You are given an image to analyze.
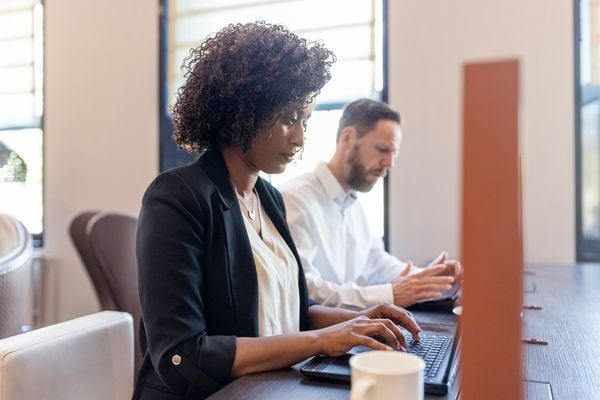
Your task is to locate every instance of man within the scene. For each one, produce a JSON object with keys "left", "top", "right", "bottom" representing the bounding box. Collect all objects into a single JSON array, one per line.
[{"left": 280, "top": 99, "right": 461, "bottom": 309}]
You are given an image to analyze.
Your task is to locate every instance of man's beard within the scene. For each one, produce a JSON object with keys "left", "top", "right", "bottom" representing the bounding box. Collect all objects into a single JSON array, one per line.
[{"left": 346, "top": 147, "right": 380, "bottom": 193}]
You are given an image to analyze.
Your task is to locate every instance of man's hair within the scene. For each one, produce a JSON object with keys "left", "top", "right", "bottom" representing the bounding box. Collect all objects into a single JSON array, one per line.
[
  {"left": 172, "top": 21, "right": 335, "bottom": 152},
  {"left": 336, "top": 98, "right": 401, "bottom": 141}
]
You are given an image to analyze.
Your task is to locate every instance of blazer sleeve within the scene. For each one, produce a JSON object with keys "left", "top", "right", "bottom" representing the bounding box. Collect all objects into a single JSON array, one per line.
[{"left": 137, "top": 171, "right": 236, "bottom": 397}]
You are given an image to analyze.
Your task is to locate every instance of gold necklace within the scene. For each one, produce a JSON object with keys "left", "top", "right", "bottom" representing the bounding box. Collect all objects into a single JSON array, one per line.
[{"left": 236, "top": 191, "right": 257, "bottom": 221}]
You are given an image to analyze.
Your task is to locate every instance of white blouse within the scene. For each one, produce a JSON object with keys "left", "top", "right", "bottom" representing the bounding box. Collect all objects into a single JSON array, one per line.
[{"left": 241, "top": 199, "right": 300, "bottom": 337}]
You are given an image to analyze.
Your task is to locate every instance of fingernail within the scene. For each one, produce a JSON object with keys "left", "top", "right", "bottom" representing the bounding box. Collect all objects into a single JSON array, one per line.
[{"left": 386, "top": 345, "right": 394, "bottom": 351}]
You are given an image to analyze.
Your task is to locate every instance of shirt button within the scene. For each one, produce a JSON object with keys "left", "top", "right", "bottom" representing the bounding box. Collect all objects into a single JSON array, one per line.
[{"left": 171, "top": 354, "right": 182, "bottom": 366}]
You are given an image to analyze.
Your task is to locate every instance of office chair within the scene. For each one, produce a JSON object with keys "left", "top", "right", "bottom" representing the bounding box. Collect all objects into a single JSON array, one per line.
[
  {"left": 0, "top": 213, "right": 33, "bottom": 339},
  {"left": 69, "top": 211, "right": 142, "bottom": 372}
]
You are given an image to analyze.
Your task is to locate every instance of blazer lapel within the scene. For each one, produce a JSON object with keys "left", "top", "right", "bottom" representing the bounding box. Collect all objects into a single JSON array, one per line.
[
  {"left": 198, "top": 150, "right": 259, "bottom": 337},
  {"left": 255, "top": 179, "right": 296, "bottom": 256}
]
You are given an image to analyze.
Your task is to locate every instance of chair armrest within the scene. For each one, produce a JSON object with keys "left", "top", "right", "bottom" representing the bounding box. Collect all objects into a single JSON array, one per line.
[{"left": 0, "top": 311, "right": 134, "bottom": 400}]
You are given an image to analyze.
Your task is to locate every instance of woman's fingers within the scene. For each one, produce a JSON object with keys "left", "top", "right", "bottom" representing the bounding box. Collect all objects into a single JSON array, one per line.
[
  {"left": 357, "top": 335, "right": 393, "bottom": 351},
  {"left": 367, "top": 304, "right": 421, "bottom": 341},
  {"left": 359, "top": 320, "right": 402, "bottom": 350},
  {"left": 353, "top": 316, "right": 414, "bottom": 349}
]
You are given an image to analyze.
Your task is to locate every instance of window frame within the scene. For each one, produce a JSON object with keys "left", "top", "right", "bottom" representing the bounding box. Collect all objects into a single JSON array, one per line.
[
  {"left": 575, "top": 0, "right": 600, "bottom": 261},
  {"left": 0, "top": 0, "right": 45, "bottom": 247},
  {"left": 158, "top": 0, "right": 391, "bottom": 249}
]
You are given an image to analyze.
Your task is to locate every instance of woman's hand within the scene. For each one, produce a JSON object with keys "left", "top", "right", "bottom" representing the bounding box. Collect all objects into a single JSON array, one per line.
[
  {"left": 314, "top": 316, "right": 402, "bottom": 357},
  {"left": 357, "top": 302, "right": 421, "bottom": 342},
  {"left": 313, "top": 303, "right": 421, "bottom": 357}
]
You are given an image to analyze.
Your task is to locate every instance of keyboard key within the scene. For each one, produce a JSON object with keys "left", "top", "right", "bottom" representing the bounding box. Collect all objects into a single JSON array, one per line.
[{"left": 403, "top": 333, "right": 453, "bottom": 379}]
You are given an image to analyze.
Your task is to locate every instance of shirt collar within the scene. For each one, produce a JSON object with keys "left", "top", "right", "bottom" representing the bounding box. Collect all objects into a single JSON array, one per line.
[{"left": 314, "top": 162, "right": 357, "bottom": 207}]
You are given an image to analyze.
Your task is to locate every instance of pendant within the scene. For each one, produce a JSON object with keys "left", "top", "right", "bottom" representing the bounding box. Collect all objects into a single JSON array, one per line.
[{"left": 248, "top": 209, "right": 256, "bottom": 221}]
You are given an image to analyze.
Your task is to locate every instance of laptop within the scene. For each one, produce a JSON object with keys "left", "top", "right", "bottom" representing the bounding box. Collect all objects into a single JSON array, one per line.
[{"left": 300, "top": 322, "right": 461, "bottom": 395}]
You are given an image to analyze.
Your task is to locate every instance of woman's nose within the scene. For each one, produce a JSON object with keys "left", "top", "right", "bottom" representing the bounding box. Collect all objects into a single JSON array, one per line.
[{"left": 292, "top": 125, "right": 305, "bottom": 147}]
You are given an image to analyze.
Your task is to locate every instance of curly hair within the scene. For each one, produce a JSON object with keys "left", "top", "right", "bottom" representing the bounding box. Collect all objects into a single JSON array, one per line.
[{"left": 171, "top": 21, "right": 336, "bottom": 152}]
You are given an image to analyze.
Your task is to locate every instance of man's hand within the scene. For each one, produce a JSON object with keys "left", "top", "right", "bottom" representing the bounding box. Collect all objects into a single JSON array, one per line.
[
  {"left": 428, "top": 251, "right": 462, "bottom": 281},
  {"left": 392, "top": 262, "right": 455, "bottom": 307}
]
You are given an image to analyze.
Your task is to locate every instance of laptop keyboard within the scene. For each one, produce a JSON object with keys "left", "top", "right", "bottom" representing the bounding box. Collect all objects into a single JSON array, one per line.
[{"left": 404, "top": 333, "right": 454, "bottom": 378}]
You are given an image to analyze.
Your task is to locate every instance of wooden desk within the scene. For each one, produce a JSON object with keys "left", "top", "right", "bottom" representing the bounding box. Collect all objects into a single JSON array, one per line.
[
  {"left": 521, "top": 264, "right": 600, "bottom": 399},
  {"left": 209, "top": 264, "right": 600, "bottom": 399}
]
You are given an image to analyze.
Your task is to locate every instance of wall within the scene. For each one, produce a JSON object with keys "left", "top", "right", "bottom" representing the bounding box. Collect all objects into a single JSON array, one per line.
[
  {"left": 44, "top": 0, "right": 159, "bottom": 322},
  {"left": 387, "top": 1, "right": 575, "bottom": 265}
]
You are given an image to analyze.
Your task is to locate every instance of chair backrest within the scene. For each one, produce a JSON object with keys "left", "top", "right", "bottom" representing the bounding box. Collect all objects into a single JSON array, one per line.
[
  {"left": 0, "top": 311, "right": 133, "bottom": 400},
  {"left": 69, "top": 211, "right": 117, "bottom": 309},
  {"left": 69, "top": 211, "right": 142, "bottom": 371},
  {"left": 0, "top": 214, "right": 32, "bottom": 339}
]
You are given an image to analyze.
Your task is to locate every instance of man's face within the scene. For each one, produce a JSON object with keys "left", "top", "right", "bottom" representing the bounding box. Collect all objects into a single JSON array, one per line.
[{"left": 343, "top": 119, "right": 402, "bottom": 192}]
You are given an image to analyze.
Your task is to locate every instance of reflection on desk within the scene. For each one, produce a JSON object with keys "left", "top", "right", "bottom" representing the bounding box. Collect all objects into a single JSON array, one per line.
[{"left": 208, "top": 264, "right": 600, "bottom": 400}]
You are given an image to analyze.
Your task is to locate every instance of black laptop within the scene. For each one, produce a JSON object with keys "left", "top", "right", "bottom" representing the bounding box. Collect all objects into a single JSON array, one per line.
[{"left": 300, "top": 322, "right": 460, "bottom": 395}]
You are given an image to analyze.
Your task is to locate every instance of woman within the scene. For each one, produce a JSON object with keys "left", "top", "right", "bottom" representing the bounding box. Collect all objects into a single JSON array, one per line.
[{"left": 133, "top": 22, "right": 421, "bottom": 399}]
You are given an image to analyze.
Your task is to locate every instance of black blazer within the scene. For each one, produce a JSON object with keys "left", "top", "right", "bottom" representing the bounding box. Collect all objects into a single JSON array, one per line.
[{"left": 133, "top": 149, "right": 314, "bottom": 399}]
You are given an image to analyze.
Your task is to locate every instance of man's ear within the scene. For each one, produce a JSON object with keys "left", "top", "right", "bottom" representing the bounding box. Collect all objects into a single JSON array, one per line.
[{"left": 339, "top": 126, "right": 358, "bottom": 149}]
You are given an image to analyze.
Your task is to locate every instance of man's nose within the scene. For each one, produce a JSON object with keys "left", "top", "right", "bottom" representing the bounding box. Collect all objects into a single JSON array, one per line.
[{"left": 381, "top": 153, "right": 393, "bottom": 168}]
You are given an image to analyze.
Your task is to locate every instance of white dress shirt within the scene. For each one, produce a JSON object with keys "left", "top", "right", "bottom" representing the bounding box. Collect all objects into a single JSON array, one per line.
[
  {"left": 241, "top": 200, "right": 300, "bottom": 336},
  {"left": 280, "top": 162, "right": 408, "bottom": 309}
]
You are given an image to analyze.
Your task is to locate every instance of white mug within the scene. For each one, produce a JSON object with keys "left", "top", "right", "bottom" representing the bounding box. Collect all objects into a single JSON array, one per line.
[{"left": 350, "top": 351, "right": 425, "bottom": 400}]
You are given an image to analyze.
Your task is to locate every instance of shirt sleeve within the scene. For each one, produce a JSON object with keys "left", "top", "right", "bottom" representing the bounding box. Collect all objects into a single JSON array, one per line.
[
  {"left": 359, "top": 235, "right": 427, "bottom": 285},
  {"left": 282, "top": 190, "right": 394, "bottom": 309},
  {"left": 137, "top": 172, "right": 236, "bottom": 397},
  {"left": 359, "top": 236, "right": 406, "bottom": 284}
]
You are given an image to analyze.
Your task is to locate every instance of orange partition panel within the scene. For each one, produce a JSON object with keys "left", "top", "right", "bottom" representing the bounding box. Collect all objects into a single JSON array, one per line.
[{"left": 460, "top": 59, "right": 523, "bottom": 400}]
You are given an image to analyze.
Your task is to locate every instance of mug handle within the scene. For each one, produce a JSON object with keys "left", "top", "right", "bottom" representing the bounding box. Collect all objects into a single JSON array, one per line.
[{"left": 351, "top": 377, "right": 375, "bottom": 400}]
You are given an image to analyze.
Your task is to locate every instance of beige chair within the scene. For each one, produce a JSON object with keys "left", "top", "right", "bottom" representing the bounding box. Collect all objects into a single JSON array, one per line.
[
  {"left": 69, "top": 211, "right": 142, "bottom": 371},
  {"left": 0, "top": 214, "right": 33, "bottom": 338},
  {"left": 0, "top": 311, "right": 133, "bottom": 400}
]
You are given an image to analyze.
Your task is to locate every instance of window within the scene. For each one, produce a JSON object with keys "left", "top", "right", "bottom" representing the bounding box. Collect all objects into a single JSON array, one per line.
[
  {"left": 161, "top": 0, "right": 387, "bottom": 237},
  {"left": 0, "top": 0, "right": 43, "bottom": 245},
  {"left": 576, "top": 0, "right": 600, "bottom": 260}
]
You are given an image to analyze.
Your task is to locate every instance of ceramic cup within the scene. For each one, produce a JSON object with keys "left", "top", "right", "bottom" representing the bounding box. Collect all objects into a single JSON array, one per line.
[{"left": 350, "top": 350, "right": 425, "bottom": 400}]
